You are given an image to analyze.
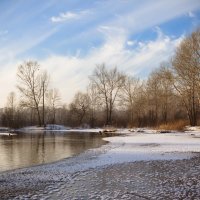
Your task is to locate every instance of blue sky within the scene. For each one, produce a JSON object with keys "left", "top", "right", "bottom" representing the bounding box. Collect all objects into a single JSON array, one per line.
[{"left": 0, "top": 0, "right": 200, "bottom": 106}]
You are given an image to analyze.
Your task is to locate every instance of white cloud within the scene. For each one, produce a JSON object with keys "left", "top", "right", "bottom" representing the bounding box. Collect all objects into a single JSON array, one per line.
[
  {"left": 51, "top": 12, "right": 79, "bottom": 23},
  {"left": 51, "top": 10, "right": 91, "bottom": 23},
  {"left": 188, "top": 11, "right": 195, "bottom": 18},
  {"left": 0, "top": 28, "right": 185, "bottom": 107},
  {"left": 0, "top": 0, "right": 199, "bottom": 107},
  {"left": 0, "top": 27, "right": 58, "bottom": 65},
  {"left": 104, "top": 0, "right": 200, "bottom": 36},
  {"left": 38, "top": 29, "right": 183, "bottom": 106},
  {"left": 127, "top": 40, "right": 136, "bottom": 46},
  {"left": 0, "top": 60, "right": 21, "bottom": 107}
]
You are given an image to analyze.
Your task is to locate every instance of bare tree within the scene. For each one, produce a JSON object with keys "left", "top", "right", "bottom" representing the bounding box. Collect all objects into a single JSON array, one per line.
[
  {"left": 56, "top": 104, "right": 69, "bottom": 126},
  {"left": 46, "top": 88, "right": 61, "bottom": 124},
  {"left": 143, "top": 64, "right": 176, "bottom": 126},
  {"left": 171, "top": 29, "right": 200, "bottom": 126},
  {"left": 146, "top": 71, "right": 161, "bottom": 125},
  {"left": 69, "top": 92, "right": 90, "bottom": 125},
  {"left": 133, "top": 84, "right": 148, "bottom": 126},
  {"left": 6, "top": 92, "right": 16, "bottom": 113},
  {"left": 90, "top": 64, "right": 125, "bottom": 125},
  {"left": 87, "top": 83, "right": 100, "bottom": 127},
  {"left": 17, "top": 61, "right": 49, "bottom": 126},
  {"left": 121, "top": 76, "right": 142, "bottom": 126},
  {"left": 3, "top": 92, "right": 17, "bottom": 128}
]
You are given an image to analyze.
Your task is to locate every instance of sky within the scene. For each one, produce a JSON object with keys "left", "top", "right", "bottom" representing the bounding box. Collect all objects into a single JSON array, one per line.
[{"left": 0, "top": 0, "right": 200, "bottom": 107}]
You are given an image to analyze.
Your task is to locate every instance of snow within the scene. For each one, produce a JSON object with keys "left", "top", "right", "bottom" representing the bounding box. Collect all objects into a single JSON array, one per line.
[
  {"left": 45, "top": 124, "right": 70, "bottom": 130},
  {"left": 65, "top": 128, "right": 103, "bottom": 133},
  {"left": 18, "top": 126, "right": 46, "bottom": 131},
  {"left": 18, "top": 125, "right": 103, "bottom": 133},
  {"left": 104, "top": 132, "right": 200, "bottom": 145},
  {"left": 185, "top": 126, "right": 200, "bottom": 132},
  {"left": 0, "top": 127, "right": 10, "bottom": 131},
  {"left": 89, "top": 131, "right": 200, "bottom": 165},
  {"left": 0, "top": 127, "right": 16, "bottom": 136},
  {"left": 0, "top": 132, "right": 16, "bottom": 136}
]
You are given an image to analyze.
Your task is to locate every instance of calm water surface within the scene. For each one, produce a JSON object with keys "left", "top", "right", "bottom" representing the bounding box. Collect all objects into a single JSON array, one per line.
[{"left": 0, "top": 131, "right": 106, "bottom": 172}]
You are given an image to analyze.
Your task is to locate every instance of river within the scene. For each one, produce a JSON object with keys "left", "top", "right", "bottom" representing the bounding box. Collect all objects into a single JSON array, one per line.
[{"left": 0, "top": 131, "right": 106, "bottom": 172}]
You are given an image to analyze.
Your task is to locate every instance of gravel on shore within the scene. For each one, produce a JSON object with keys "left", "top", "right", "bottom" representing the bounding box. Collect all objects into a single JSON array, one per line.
[{"left": 0, "top": 151, "right": 200, "bottom": 199}]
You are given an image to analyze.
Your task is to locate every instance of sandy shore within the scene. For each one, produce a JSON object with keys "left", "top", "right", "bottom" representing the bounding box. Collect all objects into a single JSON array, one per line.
[
  {"left": 1, "top": 156, "right": 200, "bottom": 199},
  {"left": 1, "top": 132, "right": 200, "bottom": 199}
]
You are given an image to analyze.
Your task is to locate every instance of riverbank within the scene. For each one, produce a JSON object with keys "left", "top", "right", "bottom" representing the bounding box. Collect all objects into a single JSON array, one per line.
[{"left": 1, "top": 130, "right": 200, "bottom": 199}]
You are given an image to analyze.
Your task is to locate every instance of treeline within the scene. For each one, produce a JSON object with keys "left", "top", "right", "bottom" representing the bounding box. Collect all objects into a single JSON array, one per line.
[{"left": 0, "top": 28, "right": 199, "bottom": 129}]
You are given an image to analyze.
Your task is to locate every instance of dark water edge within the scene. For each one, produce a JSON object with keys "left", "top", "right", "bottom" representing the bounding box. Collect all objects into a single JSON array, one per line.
[{"left": 0, "top": 131, "right": 107, "bottom": 172}]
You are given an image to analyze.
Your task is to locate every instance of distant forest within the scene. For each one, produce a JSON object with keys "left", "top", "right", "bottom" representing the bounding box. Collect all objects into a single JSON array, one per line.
[{"left": 0, "top": 28, "right": 199, "bottom": 129}]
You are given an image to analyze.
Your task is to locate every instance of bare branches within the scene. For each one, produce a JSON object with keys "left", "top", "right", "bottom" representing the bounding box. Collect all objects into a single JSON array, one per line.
[
  {"left": 69, "top": 92, "right": 90, "bottom": 125},
  {"left": 172, "top": 29, "right": 200, "bottom": 126},
  {"left": 120, "top": 76, "right": 143, "bottom": 126},
  {"left": 89, "top": 64, "right": 125, "bottom": 125},
  {"left": 45, "top": 88, "right": 61, "bottom": 124},
  {"left": 16, "top": 61, "right": 49, "bottom": 126}
]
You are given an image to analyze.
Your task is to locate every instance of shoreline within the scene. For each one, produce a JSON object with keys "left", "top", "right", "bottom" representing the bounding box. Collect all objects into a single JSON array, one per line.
[
  {"left": 1, "top": 131, "right": 200, "bottom": 199},
  {"left": 1, "top": 156, "right": 200, "bottom": 199}
]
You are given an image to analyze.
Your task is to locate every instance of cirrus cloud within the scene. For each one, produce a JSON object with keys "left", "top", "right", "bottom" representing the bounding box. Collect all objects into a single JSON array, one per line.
[
  {"left": 39, "top": 28, "right": 183, "bottom": 105},
  {"left": 51, "top": 10, "right": 92, "bottom": 23}
]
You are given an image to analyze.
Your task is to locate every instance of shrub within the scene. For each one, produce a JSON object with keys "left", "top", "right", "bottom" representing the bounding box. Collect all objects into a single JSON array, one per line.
[{"left": 157, "top": 120, "right": 188, "bottom": 131}]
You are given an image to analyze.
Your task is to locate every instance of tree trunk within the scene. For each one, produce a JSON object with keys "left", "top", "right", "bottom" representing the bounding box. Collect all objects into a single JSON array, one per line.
[
  {"left": 106, "top": 103, "right": 109, "bottom": 125},
  {"left": 109, "top": 104, "right": 112, "bottom": 125},
  {"left": 36, "top": 107, "right": 41, "bottom": 126}
]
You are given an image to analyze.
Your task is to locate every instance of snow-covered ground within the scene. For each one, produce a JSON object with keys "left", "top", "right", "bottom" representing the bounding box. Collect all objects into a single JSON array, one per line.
[
  {"left": 17, "top": 125, "right": 103, "bottom": 133},
  {"left": 18, "top": 124, "right": 70, "bottom": 132},
  {"left": 98, "top": 132, "right": 200, "bottom": 164},
  {"left": 0, "top": 127, "right": 16, "bottom": 136},
  {"left": 1, "top": 129, "right": 200, "bottom": 199},
  {"left": 0, "top": 132, "right": 16, "bottom": 136}
]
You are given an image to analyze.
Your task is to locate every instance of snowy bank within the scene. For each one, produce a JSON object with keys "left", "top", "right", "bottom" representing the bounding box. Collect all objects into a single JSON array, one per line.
[
  {"left": 0, "top": 127, "right": 16, "bottom": 136},
  {"left": 0, "top": 132, "right": 16, "bottom": 136},
  {"left": 18, "top": 124, "right": 69, "bottom": 131},
  {"left": 96, "top": 132, "right": 200, "bottom": 165},
  {"left": 17, "top": 125, "right": 103, "bottom": 133}
]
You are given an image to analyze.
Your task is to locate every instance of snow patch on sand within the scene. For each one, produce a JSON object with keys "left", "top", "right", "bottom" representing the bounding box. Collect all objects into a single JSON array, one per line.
[{"left": 94, "top": 132, "right": 200, "bottom": 165}]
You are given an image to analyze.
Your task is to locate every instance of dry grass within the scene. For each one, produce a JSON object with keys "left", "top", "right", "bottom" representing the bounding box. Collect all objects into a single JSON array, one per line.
[{"left": 157, "top": 120, "right": 188, "bottom": 131}]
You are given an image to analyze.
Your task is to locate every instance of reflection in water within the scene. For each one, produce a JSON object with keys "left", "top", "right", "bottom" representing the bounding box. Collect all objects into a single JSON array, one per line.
[{"left": 0, "top": 131, "right": 106, "bottom": 172}]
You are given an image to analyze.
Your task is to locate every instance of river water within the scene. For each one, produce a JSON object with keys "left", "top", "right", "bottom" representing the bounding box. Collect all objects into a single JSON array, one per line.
[{"left": 0, "top": 131, "right": 106, "bottom": 172}]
